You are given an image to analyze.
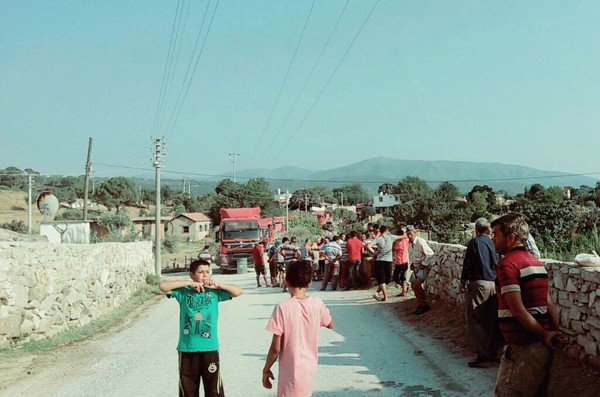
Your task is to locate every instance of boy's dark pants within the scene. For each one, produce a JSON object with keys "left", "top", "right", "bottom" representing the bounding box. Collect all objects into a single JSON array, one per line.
[{"left": 179, "top": 351, "right": 224, "bottom": 397}]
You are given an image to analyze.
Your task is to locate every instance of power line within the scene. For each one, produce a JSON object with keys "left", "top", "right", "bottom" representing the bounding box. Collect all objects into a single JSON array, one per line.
[
  {"left": 151, "top": 0, "right": 184, "bottom": 135},
  {"left": 163, "top": 0, "right": 219, "bottom": 137},
  {"left": 251, "top": 0, "right": 317, "bottom": 159},
  {"left": 274, "top": 0, "right": 380, "bottom": 159},
  {"left": 91, "top": 162, "right": 600, "bottom": 185},
  {"left": 269, "top": 0, "right": 350, "bottom": 149}
]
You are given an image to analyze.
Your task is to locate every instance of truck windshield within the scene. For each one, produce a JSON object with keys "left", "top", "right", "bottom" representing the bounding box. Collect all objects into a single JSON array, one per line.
[{"left": 222, "top": 221, "right": 260, "bottom": 240}]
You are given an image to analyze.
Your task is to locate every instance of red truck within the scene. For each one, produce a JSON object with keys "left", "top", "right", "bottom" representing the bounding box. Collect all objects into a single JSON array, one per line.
[{"left": 218, "top": 207, "right": 262, "bottom": 272}]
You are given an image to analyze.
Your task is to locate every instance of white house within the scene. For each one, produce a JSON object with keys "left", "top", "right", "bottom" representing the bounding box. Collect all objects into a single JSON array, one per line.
[
  {"left": 372, "top": 193, "right": 401, "bottom": 215},
  {"left": 170, "top": 213, "right": 213, "bottom": 242}
]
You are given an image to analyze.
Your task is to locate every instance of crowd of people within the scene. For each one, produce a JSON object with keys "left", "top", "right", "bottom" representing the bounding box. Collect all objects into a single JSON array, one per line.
[{"left": 165, "top": 214, "right": 565, "bottom": 396}]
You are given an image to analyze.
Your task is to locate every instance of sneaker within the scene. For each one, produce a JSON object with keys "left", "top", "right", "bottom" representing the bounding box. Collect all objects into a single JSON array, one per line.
[
  {"left": 414, "top": 305, "right": 431, "bottom": 315},
  {"left": 257, "top": 284, "right": 262, "bottom": 288}
]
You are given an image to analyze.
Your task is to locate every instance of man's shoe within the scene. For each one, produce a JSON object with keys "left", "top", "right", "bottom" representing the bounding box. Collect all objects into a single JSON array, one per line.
[
  {"left": 468, "top": 358, "right": 493, "bottom": 368},
  {"left": 414, "top": 305, "right": 430, "bottom": 315}
]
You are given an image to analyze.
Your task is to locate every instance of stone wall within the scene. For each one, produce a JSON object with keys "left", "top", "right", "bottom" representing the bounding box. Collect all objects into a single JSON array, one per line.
[
  {"left": 427, "top": 242, "right": 600, "bottom": 365},
  {"left": 0, "top": 241, "right": 153, "bottom": 349}
]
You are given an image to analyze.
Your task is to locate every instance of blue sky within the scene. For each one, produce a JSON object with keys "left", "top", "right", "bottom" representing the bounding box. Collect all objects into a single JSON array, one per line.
[{"left": 1, "top": 0, "right": 600, "bottom": 177}]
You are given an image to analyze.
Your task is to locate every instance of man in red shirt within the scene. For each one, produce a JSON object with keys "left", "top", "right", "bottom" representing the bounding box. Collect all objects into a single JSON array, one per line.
[
  {"left": 252, "top": 241, "right": 270, "bottom": 288},
  {"left": 345, "top": 231, "right": 364, "bottom": 290},
  {"left": 491, "top": 214, "right": 563, "bottom": 396}
]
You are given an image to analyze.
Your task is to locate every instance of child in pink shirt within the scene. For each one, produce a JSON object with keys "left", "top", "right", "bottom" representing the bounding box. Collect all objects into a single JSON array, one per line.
[{"left": 263, "top": 261, "right": 334, "bottom": 397}]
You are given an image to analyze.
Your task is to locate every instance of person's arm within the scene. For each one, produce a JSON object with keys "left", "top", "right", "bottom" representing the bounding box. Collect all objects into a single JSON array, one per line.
[
  {"left": 262, "top": 334, "right": 282, "bottom": 389},
  {"left": 420, "top": 241, "right": 435, "bottom": 268},
  {"left": 366, "top": 241, "right": 375, "bottom": 254},
  {"left": 159, "top": 280, "right": 203, "bottom": 293},
  {"left": 326, "top": 319, "right": 334, "bottom": 329},
  {"left": 504, "top": 291, "right": 559, "bottom": 350},
  {"left": 205, "top": 279, "right": 243, "bottom": 297},
  {"left": 460, "top": 241, "right": 475, "bottom": 290},
  {"left": 547, "top": 293, "right": 560, "bottom": 329}
]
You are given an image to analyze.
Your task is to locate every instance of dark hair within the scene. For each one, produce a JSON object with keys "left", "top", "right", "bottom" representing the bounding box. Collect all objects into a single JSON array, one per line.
[
  {"left": 350, "top": 231, "right": 357, "bottom": 238},
  {"left": 380, "top": 225, "right": 388, "bottom": 233},
  {"left": 374, "top": 224, "right": 380, "bottom": 229},
  {"left": 396, "top": 229, "right": 404, "bottom": 236},
  {"left": 285, "top": 261, "right": 313, "bottom": 288},
  {"left": 332, "top": 235, "right": 339, "bottom": 242},
  {"left": 367, "top": 223, "right": 373, "bottom": 227},
  {"left": 282, "top": 237, "right": 290, "bottom": 243},
  {"left": 290, "top": 237, "right": 297, "bottom": 243},
  {"left": 490, "top": 214, "right": 529, "bottom": 243},
  {"left": 203, "top": 245, "right": 210, "bottom": 250},
  {"left": 190, "top": 259, "right": 210, "bottom": 274}
]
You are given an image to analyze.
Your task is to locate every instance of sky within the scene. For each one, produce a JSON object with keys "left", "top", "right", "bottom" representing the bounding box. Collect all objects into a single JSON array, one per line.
[{"left": 2, "top": 0, "right": 600, "bottom": 178}]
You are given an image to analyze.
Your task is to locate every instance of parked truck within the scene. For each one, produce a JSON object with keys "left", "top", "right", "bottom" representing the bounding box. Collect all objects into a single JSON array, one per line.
[{"left": 217, "top": 207, "right": 262, "bottom": 272}]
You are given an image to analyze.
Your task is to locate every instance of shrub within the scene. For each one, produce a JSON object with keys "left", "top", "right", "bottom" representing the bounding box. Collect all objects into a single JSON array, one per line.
[
  {"left": 162, "top": 234, "right": 178, "bottom": 253},
  {"left": 0, "top": 220, "right": 26, "bottom": 233},
  {"left": 97, "top": 211, "right": 132, "bottom": 232},
  {"left": 55, "top": 208, "right": 83, "bottom": 221}
]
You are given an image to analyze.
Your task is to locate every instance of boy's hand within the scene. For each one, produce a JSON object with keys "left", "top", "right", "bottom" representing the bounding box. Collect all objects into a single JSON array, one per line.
[
  {"left": 190, "top": 281, "right": 205, "bottom": 293},
  {"left": 262, "top": 368, "right": 274, "bottom": 389},
  {"left": 205, "top": 279, "right": 220, "bottom": 289}
]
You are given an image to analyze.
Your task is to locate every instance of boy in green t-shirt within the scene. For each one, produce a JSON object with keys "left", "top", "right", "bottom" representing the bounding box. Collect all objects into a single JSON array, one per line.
[{"left": 159, "top": 259, "right": 243, "bottom": 397}]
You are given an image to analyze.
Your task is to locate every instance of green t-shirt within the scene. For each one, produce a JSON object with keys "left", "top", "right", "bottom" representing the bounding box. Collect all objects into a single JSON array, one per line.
[{"left": 168, "top": 286, "right": 231, "bottom": 352}]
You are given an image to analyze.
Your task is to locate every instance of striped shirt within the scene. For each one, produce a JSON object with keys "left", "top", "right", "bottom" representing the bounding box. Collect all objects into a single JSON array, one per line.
[
  {"left": 339, "top": 241, "right": 349, "bottom": 261},
  {"left": 497, "top": 246, "right": 552, "bottom": 345},
  {"left": 280, "top": 244, "right": 300, "bottom": 264}
]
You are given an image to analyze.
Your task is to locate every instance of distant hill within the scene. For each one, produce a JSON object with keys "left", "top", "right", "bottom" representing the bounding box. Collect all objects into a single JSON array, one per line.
[{"left": 226, "top": 157, "right": 599, "bottom": 195}]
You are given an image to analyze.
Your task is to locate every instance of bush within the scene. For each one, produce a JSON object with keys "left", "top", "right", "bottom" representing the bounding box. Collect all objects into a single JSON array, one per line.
[
  {"left": 162, "top": 234, "right": 178, "bottom": 253},
  {"left": 97, "top": 211, "right": 132, "bottom": 232},
  {"left": 0, "top": 220, "right": 26, "bottom": 233},
  {"left": 288, "top": 212, "right": 323, "bottom": 236},
  {"left": 55, "top": 208, "right": 83, "bottom": 221},
  {"left": 285, "top": 226, "right": 315, "bottom": 244}
]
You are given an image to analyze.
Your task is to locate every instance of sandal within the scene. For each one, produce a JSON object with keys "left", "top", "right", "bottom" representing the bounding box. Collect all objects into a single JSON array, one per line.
[{"left": 372, "top": 294, "right": 383, "bottom": 302}]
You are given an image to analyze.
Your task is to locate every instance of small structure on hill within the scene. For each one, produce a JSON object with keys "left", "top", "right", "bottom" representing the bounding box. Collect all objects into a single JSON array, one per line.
[{"left": 170, "top": 213, "right": 213, "bottom": 242}]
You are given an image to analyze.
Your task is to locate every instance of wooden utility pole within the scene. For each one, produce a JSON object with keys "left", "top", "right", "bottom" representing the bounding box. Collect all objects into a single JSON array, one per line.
[
  {"left": 27, "top": 174, "right": 34, "bottom": 234},
  {"left": 229, "top": 153, "right": 239, "bottom": 182},
  {"left": 153, "top": 138, "right": 165, "bottom": 276},
  {"left": 83, "top": 137, "right": 93, "bottom": 222}
]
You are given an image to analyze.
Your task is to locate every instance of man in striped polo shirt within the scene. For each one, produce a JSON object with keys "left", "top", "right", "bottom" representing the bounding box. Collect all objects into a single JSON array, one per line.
[
  {"left": 491, "top": 214, "right": 562, "bottom": 396},
  {"left": 278, "top": 237, "right": 301, "bottom": 293}
]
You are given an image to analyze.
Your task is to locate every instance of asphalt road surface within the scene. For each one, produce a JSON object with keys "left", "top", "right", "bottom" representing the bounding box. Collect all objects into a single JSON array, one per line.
[{"left": 2, "top": 272, "right": 497, "bottom": 396}]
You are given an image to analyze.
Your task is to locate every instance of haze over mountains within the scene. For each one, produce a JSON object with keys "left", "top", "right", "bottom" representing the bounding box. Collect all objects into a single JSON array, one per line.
[
  {"left": 227, "top": 157, "right": 599, "bottom": 195},
  {"left": 128, "top": 157, "right": 598, "bottom": 196}
]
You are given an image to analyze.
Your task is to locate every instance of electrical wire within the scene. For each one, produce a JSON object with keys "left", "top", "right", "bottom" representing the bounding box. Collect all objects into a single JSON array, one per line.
[
  {"left": 151, "top": 0, "right": 184, "bottom": 136},
  {"left": 91, "top": 162, "right": 600, "bottom": 185},
  {"left": 163, "top": 0, "right": 220, "bottom": 137},
  {"left": 273, "top": 0, "right": 380, "bottom": 159},
  {"left": 269, "top": 0, "right": 350, "bottom": 148},
  {"left": 251, "top": 0, "right": 317, "bottom": 159}
]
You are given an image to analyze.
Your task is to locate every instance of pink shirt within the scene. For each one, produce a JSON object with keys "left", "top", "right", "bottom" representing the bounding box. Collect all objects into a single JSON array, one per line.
[
  {"left": 266, "top": 296, "right": 332, "bottom": 397},
  {"left": 393, "top": 238, "right": 409, "bottom": 264}
]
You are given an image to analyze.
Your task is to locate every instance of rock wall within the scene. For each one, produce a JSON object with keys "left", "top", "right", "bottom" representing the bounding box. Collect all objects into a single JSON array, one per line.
[
  {"left": 0, "top": 241, "right": 153, "bottom": 349},
  {"left": 426, "top": 242, "right": 600, "bottom": 365}
]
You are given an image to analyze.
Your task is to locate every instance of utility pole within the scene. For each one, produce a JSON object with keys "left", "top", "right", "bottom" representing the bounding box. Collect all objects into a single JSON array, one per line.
[
  {"left": 83, "top": 137, "right": 93, "bottom": 222},
  {"left": 152, "top": 137, "right": 165, "bottom": 276},
  {"left": 285, "top": 190, "right": 290, "bottom": 231},
  {"left": 229, "top": 153, "right": 239, "bottom": 182},
  {"left": 305, "top": 193, "right": 308, "bottom": 212},
  {"left": 91, "top": 171, "right": 95, "bottom": 195},
  {"left": 27, "top": 174, "right": 34, "bottom": 234},
  {"left": 340, "top": 192, "right": 344, "bottom": 207}
]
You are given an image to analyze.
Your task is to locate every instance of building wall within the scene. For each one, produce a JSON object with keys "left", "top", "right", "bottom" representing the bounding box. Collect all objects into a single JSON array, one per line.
[
  {"left": 426, "top": 241, "right": 600, "bottom": 366},
  {"left": 0, "top": 241, "right": 153, "bottom": 348},
  {"left": 40, "top": 222, "right": 90, "bottom": 244}
]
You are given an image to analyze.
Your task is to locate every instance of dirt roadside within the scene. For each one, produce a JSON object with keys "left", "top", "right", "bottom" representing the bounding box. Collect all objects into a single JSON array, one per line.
[{"left": 392, "top": 293, "right": 600, "bottom": 397}]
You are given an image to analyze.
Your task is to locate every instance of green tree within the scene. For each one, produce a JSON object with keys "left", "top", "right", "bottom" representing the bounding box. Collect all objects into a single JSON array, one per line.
[
  {"left": 332, "top": 184, "right": 369, "bottom": 205},
  {"left": 173, "top": 204, "right": 186, "bottom": 218},
  {"left": 288, "top": 211, "right": 323, "bottom": 236},
  {"left": 97, "top": 210, "right": 132, "bottom": 232},
  {"left": 55, "top": 208, "right": 83, "bottom": 220},
  {"left": 94, "top": 177, "right": 139, "bottom": 212}
]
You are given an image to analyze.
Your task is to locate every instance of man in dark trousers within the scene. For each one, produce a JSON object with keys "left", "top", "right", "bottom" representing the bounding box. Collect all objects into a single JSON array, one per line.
[{"left": 460, "top": 217, "right": 500, "bottom": 367}]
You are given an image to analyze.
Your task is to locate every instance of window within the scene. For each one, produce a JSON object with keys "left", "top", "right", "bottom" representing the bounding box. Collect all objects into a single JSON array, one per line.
[
  {"left": 183, "top": 226, "right": 189, "bottom": 234},
  {"left": 379, "top": 197, "right": 383, "bottom": 202}
]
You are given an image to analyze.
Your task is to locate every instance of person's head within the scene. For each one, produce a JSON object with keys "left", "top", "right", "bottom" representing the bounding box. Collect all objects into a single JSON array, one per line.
[
  {"left": 367, "top": 223, "right": 373, "bottom": 231},
  {"left": 332, "top": 235, "right": 339, "bottom": 242},
  {"left": 380, "top": 225, "right": 388, "bottom": 234},
  {"left": 406, "top": 225, "right": 417, "bottom": 242},
  {"left": 203, "top": 245, "right": 210, "bottom": 250},
  {"left": 361, "top": 233, "right": 366, "bottom": 241},
  {"left": 350, "top": 230, "right": 357, "bottom": 239},
  {"left": 304, "top": 238, "right": 311, "bottom": 245},
  {"left": 396, "top": 228, "right": 405, "bottom": 236},
  {"left": 189, "top": 260, "right": 211, "bottom": 283},
  {"left": 285, "top": 261, "right": 313, "bottom": 290},
  {"left": 260, "top": 240, "right": 267, "bottom": 246},
  {"left": 340, "top": 233, "right": 346, "bottom": 241},
  {"left": 282, "top": 237, "right": 290, "bottom": 244},
  {"left": 316, "top": 237, "right": 322, "bottom": 244},
  {"left": 474, "top": 218, "right": 491, "bottom": 236},
  {"left": 490, "top": 214, "right": 529, "bottom": 255},
  {"left": 290, "top": 236, "right": 298, "bottom": 244},
  {"left": 324, "top": 236, "right": 330, "bottom": 243},
  {"left": 374, "top": 224, "right": 380, "bottom": 230},
  {"left": 369, "top": 231, "right": 376, "bottom": 239}
]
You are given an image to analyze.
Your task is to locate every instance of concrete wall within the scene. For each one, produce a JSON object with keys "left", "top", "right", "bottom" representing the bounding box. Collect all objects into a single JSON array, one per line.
[
  {"left": 0, "top": 241, "right": 153, "bottom": 348},
  {"left": 427, "top": 242, "right": 600, "bottom": 366},
  {"left": 40, "top": 222, "right": 90, "bottom": 244}
]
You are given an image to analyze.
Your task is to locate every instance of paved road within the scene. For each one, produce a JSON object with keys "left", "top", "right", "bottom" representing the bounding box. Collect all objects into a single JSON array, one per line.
[{"left": 2, "top": 272, "right": 497, "bottom": 396}]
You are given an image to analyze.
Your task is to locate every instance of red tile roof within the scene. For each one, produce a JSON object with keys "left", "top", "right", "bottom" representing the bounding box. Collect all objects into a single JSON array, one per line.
[{"left": 179, "top": 213, "right": 212, "bottom": 223}]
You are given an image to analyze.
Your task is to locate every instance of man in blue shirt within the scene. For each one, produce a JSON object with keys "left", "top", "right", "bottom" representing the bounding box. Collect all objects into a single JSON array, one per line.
[{"left": 460, "top": 217, "right": 500, "bottom": 368}]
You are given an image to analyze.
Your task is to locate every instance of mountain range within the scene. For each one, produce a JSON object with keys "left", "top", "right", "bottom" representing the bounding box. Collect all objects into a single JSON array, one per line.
[{"left": 225, "top": 157, "right": 598, "bottom": 195}]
